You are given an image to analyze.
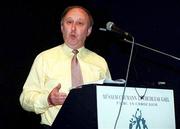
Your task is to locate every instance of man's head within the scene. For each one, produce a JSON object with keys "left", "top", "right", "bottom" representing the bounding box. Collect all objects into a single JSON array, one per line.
[{"left": 60, "top": 6, "right": 94, "bottom": 49}]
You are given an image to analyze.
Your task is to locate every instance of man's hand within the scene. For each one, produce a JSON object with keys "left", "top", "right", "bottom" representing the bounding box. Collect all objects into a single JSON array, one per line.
[{"left": 48, "top": 83, "right": 67, "bottom": 106}]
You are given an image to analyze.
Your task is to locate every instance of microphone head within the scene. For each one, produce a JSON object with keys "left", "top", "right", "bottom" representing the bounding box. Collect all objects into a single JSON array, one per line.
[
  {"left": 105, "top": 21, "right": 133, "bottom": 39},
  {"left": 106, "top": 21, "right": 114, "bottom": 31}
]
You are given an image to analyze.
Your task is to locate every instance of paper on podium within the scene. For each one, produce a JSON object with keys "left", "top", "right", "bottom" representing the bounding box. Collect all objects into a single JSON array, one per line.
[
  {"left": 70, "top": 79, "right": 125, "bottom": 90},
  {"left": 85, "top": 78, "right": 126, "bottom": 85}
]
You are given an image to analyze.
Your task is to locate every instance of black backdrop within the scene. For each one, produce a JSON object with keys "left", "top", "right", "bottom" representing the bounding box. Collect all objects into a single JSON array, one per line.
[{"left": 1, "top": 0, "right": 180, "bottom": 129}]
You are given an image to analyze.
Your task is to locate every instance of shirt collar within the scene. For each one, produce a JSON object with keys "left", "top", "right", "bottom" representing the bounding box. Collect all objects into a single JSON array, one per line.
[{"left": 62, "top": 43, "right": 85, "bottom": 56}]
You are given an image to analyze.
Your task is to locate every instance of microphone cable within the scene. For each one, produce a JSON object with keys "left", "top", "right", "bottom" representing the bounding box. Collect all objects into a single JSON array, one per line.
[{"left": 113, "top": 36, "right": 135, "bottom": 129}]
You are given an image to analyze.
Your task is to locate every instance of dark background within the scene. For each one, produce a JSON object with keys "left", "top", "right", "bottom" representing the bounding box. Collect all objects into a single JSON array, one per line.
[{"left": 1, "top": 0, "right": 179, "bottom": 129}]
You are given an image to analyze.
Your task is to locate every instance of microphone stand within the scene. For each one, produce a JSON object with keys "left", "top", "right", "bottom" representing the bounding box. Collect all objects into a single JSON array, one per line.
[
  {"left": 99, "top": 27, "right": 180, "bottom": 61},
  {"left": 99, "top": 28, "right": 180, "bottom": 61},
  {"left": 113, "top": 36, "right": 180, "bottom": 129},
  {"left": 124, "top": 38, "right": 180, "bottom": 61},
  {"left": 100, "top": 27, "right": 180, "bottom": 128}
]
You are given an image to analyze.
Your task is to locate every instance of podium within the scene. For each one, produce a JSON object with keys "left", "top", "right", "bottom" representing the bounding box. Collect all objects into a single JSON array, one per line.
[
  {"left": 51, "top": 84, "right": 176, "bottom": 129},
  {"left": 51, "top": 84, "right": 98, "bottom": 129}
]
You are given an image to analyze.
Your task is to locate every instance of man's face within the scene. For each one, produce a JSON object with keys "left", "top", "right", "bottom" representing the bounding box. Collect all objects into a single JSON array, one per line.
[{"left": 61, "top": 8, "right": 92, "bottom": 49}]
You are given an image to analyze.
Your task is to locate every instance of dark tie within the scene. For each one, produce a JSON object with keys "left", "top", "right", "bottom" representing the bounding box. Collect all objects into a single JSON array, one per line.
[{"left": 71, "top": 49, "right": 83, "bottom": 87}]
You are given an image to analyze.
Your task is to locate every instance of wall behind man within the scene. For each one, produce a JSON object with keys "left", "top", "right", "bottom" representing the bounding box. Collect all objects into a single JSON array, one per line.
[{"left": 1, "top": 0, "right": 179, "bottom": 128}]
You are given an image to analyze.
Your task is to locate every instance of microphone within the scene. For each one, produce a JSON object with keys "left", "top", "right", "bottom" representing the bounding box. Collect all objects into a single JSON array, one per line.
[
  {"left": 106, "top": 21, "right": 133, "bottom": 39},
  {"left": 100, "top": 21, "right": 180, "bottom": 61}
]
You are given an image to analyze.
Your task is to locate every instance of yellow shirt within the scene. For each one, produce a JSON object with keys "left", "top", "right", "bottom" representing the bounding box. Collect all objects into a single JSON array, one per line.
[{"left": 19, "top": 43, "right": 111, "bottom": 126}]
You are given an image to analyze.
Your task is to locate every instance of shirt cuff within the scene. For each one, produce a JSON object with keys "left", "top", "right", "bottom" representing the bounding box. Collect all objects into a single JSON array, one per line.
[{"left": 34, "top": 93, "right": 50, "bottom": 114}]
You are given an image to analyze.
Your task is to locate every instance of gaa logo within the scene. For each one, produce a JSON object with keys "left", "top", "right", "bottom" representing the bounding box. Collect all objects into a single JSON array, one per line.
[{"left": 129, "top": 108, "right": 148, "bottom": 129}]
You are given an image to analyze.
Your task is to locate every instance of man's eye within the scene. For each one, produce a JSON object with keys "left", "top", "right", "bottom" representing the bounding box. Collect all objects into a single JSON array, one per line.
[
  {"left": 66, "top": 21, "right": 72, "bottom": 24},
  {"left": 77, "top": 22, "right": 83, "bottom": 25}
]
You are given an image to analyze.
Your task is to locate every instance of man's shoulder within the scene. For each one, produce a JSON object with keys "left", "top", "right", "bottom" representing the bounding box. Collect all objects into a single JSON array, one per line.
[
  {"left": 39, "top": 44, "right": 62, "bottom": 56},
  {"left": 34, "top": 44, "right": 63, "bottom": 61},
  {"left": 84, "top": 48, "right": 106, "bottom": 61},
  {"left": 43, "top": 44, "right": 62, "bottom": 53}
]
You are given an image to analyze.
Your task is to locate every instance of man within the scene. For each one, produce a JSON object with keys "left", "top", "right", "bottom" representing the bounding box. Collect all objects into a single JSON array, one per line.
[{"left": 19, "top": 5, "right": 111, "bottom": 128}]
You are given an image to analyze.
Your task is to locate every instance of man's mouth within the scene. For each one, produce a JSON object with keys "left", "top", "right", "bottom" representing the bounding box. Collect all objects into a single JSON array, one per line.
[{"left": 70, "top": 34, "right": 76, "bottom": 39}]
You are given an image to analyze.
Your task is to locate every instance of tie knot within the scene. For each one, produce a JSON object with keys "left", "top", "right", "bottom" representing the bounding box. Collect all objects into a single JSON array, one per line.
[{"left": 72, "top": 49, "right": 79, "bottom": 55}]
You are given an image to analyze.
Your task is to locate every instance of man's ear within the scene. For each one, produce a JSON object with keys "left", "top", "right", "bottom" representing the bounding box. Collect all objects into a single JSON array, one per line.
[
  {"left": 60, "top": 22, "right": 64, "bottom": 33},
  {"left": 61, "top": 26, "right": 63, "bottom": 33},
  {"left": 87, "top": 27, "right": 92, "bottom": 37}
]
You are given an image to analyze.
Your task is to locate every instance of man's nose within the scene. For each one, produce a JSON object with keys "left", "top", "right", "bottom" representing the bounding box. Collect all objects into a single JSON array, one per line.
[{"left": 71, "top": 23, "right": 76, "bottom": 31}]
